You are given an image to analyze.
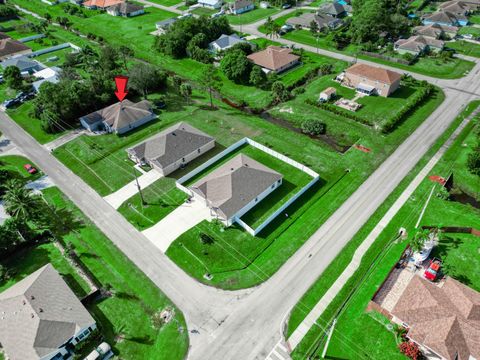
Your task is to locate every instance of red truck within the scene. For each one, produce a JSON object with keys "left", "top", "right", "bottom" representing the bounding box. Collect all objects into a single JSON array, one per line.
[{"left": 424, "top": 258, "right": 442, "bottom": 281}]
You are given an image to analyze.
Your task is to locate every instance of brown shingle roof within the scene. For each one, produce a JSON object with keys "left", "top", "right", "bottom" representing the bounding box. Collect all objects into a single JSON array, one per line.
[
  {"left": 0, "top": 38, "right": 31, "bottom": 58},
  {"left": 247, "top": 46, "right": 299, "bottom": 71},
  {"left": 413, "top": 24, "right": 459, "bottom": 38},
  {"left": 391, "top": 276, "right": 480, "bottom": 360},
  {"left": 345, "top": 63, "right": 402, "bottom": 85},
  {"left": 395, "top": 35, "right": 444, "bottom": 52}
]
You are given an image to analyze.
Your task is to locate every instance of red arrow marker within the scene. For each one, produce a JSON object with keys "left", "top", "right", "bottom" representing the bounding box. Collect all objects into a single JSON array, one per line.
[{"left": 114, "top": 75, "right": 129, "bottom": 102}]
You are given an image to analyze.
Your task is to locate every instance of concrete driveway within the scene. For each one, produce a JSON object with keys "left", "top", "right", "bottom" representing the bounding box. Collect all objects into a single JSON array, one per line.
[
  {"left": 142, "top": 198, "right": 212, "bottom": 252},
  {"left": 104, "top": 170, "right": 163, "bottom": 209}
]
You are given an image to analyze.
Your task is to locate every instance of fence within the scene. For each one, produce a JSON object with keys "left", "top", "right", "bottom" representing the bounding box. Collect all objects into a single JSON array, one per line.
[
  {"left": 18, "top": 34, "right": 46, "bottom": 43},
  {"left": 360, "top": 51, "right": 412, "bottom": 65},
  {"left": 422, "top": 226, "right": 480, "bottom": 237},
  {"left": 176, "top": 137, "right": 320, "bottom": 236},
  {"left": 28, "top": 43, "right": 71, "bottom": 58}
]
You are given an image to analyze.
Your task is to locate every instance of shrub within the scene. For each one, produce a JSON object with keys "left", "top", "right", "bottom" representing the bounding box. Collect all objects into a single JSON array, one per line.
[
  {"left": 398, "top": 341, "right": 421, "bottom": 360},
  {"left": 200, "top": 233, "right": 214, "bottom": 245},
  {"left": 301, "top": 119, "right": 326, "bottom": 135},
  {"left": 467, "top": 144, "right": 480, "bottom": 176}
]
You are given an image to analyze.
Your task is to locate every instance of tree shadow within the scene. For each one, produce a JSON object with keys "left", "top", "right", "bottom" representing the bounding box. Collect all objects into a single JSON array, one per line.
[{"left": 114, "top": 291, "right": 140, "bottom": 301}]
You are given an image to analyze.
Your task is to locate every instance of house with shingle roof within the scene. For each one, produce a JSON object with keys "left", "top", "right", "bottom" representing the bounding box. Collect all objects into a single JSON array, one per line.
[
  {"left": 318, "top": 1, "right": 348, "bottom": 17},
  {"left": 394, "top": 35, "right": 445, "bottom": 56},
  {"left": 190, "top": 154, "right": 283, "bottom": 226},
  {"left": 208, "top": 34, "right": 250, "bottom": 54},
  {"left": 0, "top": 38, "right": 31, "bottom": 60},
  {"left": 413, "top": 23, "right": 459, "bottom": 39},
  {"left": 286, "top": 12, "right": 343, "bottom": 30},
  {"left": 127, "top": 122, "right": 215, "bottom": 176},
  {"left": 106, "top": 1, "right": 145, "bottom": 17},
  {"left": 1, "top": 55, "right": 44, "bottom": 73},
  {"left": 340, "top": 63, "right": 402, "bottom": 97},
  {"left": 390, "top": 276, "right": 480, "bottom": 360},
  {"left": 229, "top": 0, "right": 254, "bottom": 14},
  {"left": 198, "top": 0, "right": 223, "bottom": 9},
  {"left": 80, "top": 99, "right": 156, "bottom": 135},
  {"left": 438, "top": 0, "right": 478, "bottom": 14},
  {"left": 82, "top": 0, "right": 124, "bottom": 10},
  {"left": 422, "top": 10, "right": 468, "bottom": 26},
  {"left": 247, "top": 46, "right": 300, "bottom": 73},
  {"left": 0, "top": 264, "right": 96, "bottom": 360}
]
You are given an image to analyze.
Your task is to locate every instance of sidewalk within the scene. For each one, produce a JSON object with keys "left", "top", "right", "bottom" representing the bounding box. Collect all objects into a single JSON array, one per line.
[
  {"left": 104, "top": 170, "right": 163, "bottom": 209},
  {"left": 44, "top": 129, "right": 85, "bottom": 151},
  {"left": 286, "top": 106, "right": 480, "bottom": 350}
]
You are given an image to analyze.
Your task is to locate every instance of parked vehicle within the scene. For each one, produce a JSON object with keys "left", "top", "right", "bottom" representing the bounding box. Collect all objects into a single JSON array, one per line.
[
  {"left": 84, "top": 342, "right": 113, "bottom": 360},
  {"left": 23, "top": 164, "right": 37, "bottom": 174},
  {"left": 2, "top": 98, "right": 20, "bottom": 109},
  {"left": 424, "top": 258, "right": 442, "bottom": 281},
  {"left": 282, "top": 3, "right": 292, "bottom": 8}
]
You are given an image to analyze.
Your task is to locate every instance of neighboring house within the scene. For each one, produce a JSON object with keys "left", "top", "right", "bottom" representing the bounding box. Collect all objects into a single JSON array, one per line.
[
  {"left": 318, "top": 1, "right": 347, "bottom": 17},
  {"left": 319, "top": 87, "right": 336, "bottom": 102},
  {"left": 198, "top": 0, "right": 223, "bottom": 9},
  {"left": 0, "top": 56, "right": 44, "bottom": 73},
  {"left": 413, "top": 23, "right": 459, "bottom": 39},
  {"left": 0, "top": 38, "right": 31, "bottom": 61},
  {"left": 208, "top": 34, "right": 249, "bottom": 53},
  {"left": 32, "top": 66, "right": 62, "bottom": 92},
  {"left": 422, "top": 10, "right": 468, "bottom": 26},
  {"left": 0, "top": 264, "right": 97, "bottom": 360},
  {"left": 190, "top": 154, "right": 283, "bottom": 226},
  {"left": 70, "top": 0, "right": 84, "bottom": 4},
  {"left": 438, "top": 0, "right": 477, "bottom": 14},
  {"left": 341, "top": 63, "right": 402, "bottom": 97},
  {"left": 389, "top": 276, "right": 480, "bottom": 360},
  {"left": 247, "top": 46, "right": 300, "bottom": 73},
  {"left": 80, "top": 99, "right": 156, "bottom": 135},
  {"left": 155, "top": 17, "right": 177, "bottom": 34},
  {"left": 127, "top": 122, "right": 215, "bottom": 176},
  {"left": 394, "top": 35, "right": 444, "bottom": 56},
  {"left": 0, "top": 32, "right": 10, "bottom": 40},
  {"left": 229, "top": 0, "right": 254, "bottom": 14},
  {"left": 106, "top": 2, "right": 145, "bottom": 16},
  {"left": 259, "top": 1, "right": 269, "bottom": 8},
  {"left": 82, "top": 0, "right": 124, "bottom": 10},
  {"left": 286, "top": 12, "right": 343, "bottom": 30}
]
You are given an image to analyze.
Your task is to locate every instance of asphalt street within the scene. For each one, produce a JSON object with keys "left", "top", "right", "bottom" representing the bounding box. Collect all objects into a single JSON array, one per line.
[{"left": 0, "top": 13, "right": 479, "bottom": 360}]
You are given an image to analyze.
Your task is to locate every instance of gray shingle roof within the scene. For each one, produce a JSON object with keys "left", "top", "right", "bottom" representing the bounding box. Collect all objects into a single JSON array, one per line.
[
  {"left": 1, "top": 56, "right": 43, "bottom": 72},
  {"left": 318, "top": 1, "right": 346, "bottom": 16},
  {"left": 108, "top": 2, "right": 144, "bottom": 14},
  {"left": 230, "top": 0, "right": 253, "bottom": 11},
  {"left": 128, "top": 122, "right": 215, "bottom": 169},
  {"left": 209, "top": 34, "right": 246, "bottom": 50},
  {"left": 0, "top": 264, "right": 95, "bottom": 360},
  {"left": 190, "top": 154, "right": 282, "bottom": 220}
]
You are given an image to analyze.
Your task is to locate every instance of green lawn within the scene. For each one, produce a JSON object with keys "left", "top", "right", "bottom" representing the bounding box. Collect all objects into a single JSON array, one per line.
[
  {"left": 0, "top": 155, "right": 42, "bottom": 181},
  {"left": 448, "top": 40, "right": 480, "bottom": 58},
  {"left": 34, "top": 46, "right": 76, "bottom": 66},
  {"left": 117, "top": 177, "right": 188, "bottom": 231},
  {"left": 227, "top": 7, "right": 281, "bottom": 25},
  {"left": 40, "top": 187, "right": 189, "bottom": 360},
  {"left": 288, "top": 101, "right": 480, "bottom": 359},
  {"left": 147, "top": 0, "right": 183, "bottom": 6},
  {"left": 459, "top": 26, "right": 480, "bottom": 37},
  {"left": 469, "top": 14, "right": 480, "bottom": 24}
]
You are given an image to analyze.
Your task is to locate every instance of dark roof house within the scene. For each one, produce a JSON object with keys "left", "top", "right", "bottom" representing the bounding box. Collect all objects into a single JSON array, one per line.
[
  {"left": 318, "top": 1, "right": 347, "bottom": 17},
  {"left": 1, "top": 56, "right": 44, "bottom": 73},
  {"left": 0, "top": 38, "right": 31, "bottom": 60},
  {"left": 286, "top": 12, "right": 343, "bottom": 30},
  {"left": 208, "top": 34, "right": 249, "bottom": 53},
  {"left": 106, "top": 1, "right": 145, "bottom": 17},
  {"left": 0, "top": 264, "right": 96, "bottom": 360}
]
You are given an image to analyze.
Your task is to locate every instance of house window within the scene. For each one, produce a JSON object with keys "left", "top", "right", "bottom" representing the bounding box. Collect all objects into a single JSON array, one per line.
[
  {"left": 182, "top": 157, "right": 185, "bottom": 162},
  {"left": 198, "top": 148, "right": 201, "bottom": 153},
  {"left": 255, "top": 197, "right": 258, "bottom": 202},
  {"left": 277, "top": 180, "right": 281, "bottom": 184},
  {"left": 271, "top": 184, "right": 275, "bottom": 189}
]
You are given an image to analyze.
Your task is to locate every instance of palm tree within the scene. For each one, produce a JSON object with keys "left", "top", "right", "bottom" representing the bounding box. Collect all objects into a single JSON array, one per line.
[{"left": 3, "top": 179, "right": 43, "bottom": 221}]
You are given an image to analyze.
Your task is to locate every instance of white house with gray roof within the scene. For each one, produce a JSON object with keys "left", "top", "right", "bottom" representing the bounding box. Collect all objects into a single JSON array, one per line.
[
  {"left": 208, "top": 34, "right": 249, "bottom": 54},
  {"left": 190, "top": 154, "right": 283, "bottom": 226},
  {"left": 127, "top": 122, "right": 215, "bottom": 176},
  {"left": 0, "top": 264, "right": 96, "bottom": 360}
]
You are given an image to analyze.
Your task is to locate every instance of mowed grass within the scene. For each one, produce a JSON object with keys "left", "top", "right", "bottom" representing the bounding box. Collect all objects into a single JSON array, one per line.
[
  {"left": 227, "top": 7, "right": 281, "bottom": 25},
  {"left": 117, "top": 177, "right": 188, "bottom": 231},
  {"left": 41, "top": 187, "right": 189, "bottom": 360},
  {"left": 288, "top": 102, "right": 480, "bottom": 359},
  {"left": 448, "top": 40, "right": 480, "bottom": 58},
  {"left": 0, "top": 155, "right": 42, "bottom": 180},
  {"left": 147, "top": 0, "right": 182, "bottom": 6}
]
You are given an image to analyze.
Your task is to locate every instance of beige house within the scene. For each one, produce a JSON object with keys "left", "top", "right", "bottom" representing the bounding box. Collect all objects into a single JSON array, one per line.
[
  {"left": 341, "top": 63, "right": 402, "bottom": 97},
  {"left": 127, "top": 122, "right": 215, "bottom": 176},
  {"left": 247, "top": 46, "right": 300, "bottom": 73},
  {"left": 319, "top": 87, "right": 336, "bottom": 102},
  {"left": 413, "top": 23, "right": 459, "bottom": 39},
  {"left": 395, "top": 35, "right": 445, "bottom": 56}
]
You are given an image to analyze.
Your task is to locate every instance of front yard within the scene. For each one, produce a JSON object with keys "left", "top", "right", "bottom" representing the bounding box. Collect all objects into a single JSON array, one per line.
[{"left": 227, "top": 7, "right": 281, "bottom": 25}]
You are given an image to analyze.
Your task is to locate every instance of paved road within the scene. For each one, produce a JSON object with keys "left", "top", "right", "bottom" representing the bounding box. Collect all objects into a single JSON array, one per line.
[{"left": 1, "top": 10, "right": 480, "bottom": 360}]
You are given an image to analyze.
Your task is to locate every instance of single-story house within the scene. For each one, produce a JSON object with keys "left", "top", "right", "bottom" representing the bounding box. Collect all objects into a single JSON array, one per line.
[
  {"left": 190, "top": 154, "right": 283, "bottom": 226},
  {"left": 106, "top": 2, "right": 145, "bottom": 16},
  {"left": 319, "top": 87, "right": 336, "bottom": 102},
  {"left": 1, "top": 56, "right": 44, "bottom": 73},
  {"left": 127, "top": 122, "right": 215, "bottom": 176},
  {"left": 389, "top": 276, "right": 480, "bottom": 360},
  {"left": 229, "top": 0, "right": 254, "bottom": 14},
  {"left": 422, "top": 10, "right": 468, "bottom": 27},
  {"left": 0, "top": 264, "right": 97, "bottom": 360},
  {"left": 341, "top": 63, "right": 402, "bottom": 97},
  {"left": 155, "top": 17, "right": 177, "bottom": 34},
  {"left": 0, "top": 32, "right": 10, "bottom": 40},
  {"left": 82, "top": 0, "right": 124, "bottom": 10},
  {"left": 413, "top": 23, "right": 459, "bottom": 39},
  {"left": 0, "top": 38, "right": 32, "bottom": 61},
  {"left": 247, "top": 45, "right": 300, "bottom": 73},
  {"left": 208, "top": 34, "right": 249, "bottom": 54},
  {"left": 286, "top": 12, "right": 343, "bottom": 30},
  {"left": 461, "top": 0, "right": 480, "bottom": 6},
  {"left": 80, "top": 99, "right": 156, "bottom": 135},
  {"left": 438, "top": 0, "right": 478, "bottom": 14},
  {"left": 318, "top": 1, "right": 347, "bottom": 17},
  {"left": 394, "top": 35, "right": 444, "bottom": 56},
  {"left": 32, "top": 66, "right": 62, "bottom": 92},
  {"left": 198, "top": 0, "right": 223, "bottom": 9}
]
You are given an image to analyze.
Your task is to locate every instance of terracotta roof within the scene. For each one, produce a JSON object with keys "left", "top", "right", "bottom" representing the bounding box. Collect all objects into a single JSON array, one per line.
[
  {"left": 0, "top": 38, "right": 31, "bottom": 58},
  {"left": 190, "top": 154, "right": 282, "bottom": 220},
  {"left": 0, "top": 264, "right": 95, "bottom": 360},
  {"left": 83, "top": 0, "right": 124, "bottom": 8},
  {"left": 391, "top": 276, "right": 480, "bottom": 360},
  {"left": 247, "top": 46, "right": 299, "bottom": 71},
  {"left": 345, "top": 63, "right": 402, "bottom": 85}
]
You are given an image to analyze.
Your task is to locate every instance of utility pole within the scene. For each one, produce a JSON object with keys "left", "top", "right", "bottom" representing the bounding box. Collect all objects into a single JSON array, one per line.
[
  {"left": 321, "top": 318, "right": 337, "bottom": 358},
  {"left": 133, "top": 167, "right": 146, "bottom": 206}
]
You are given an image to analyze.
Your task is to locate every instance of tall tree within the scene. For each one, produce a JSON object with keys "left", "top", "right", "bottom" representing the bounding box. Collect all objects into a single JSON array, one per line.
[
  {"left": 128, "top": 62, "right": 167, "bottom": 99},
  {"left": 118, "top": 45, "right": 134, "bottom": 71},
  {"left": 3, "top": 180, "right": 43, "bottom": 221},
  {"left": 3, "top": 65, "right": 23, "bottom": 90},
  {"left": 200, "top": 65, "right": 221, "bottom": 109},
  {"left": 180, "top": 83, "right": 192, "bottom": 104}
]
